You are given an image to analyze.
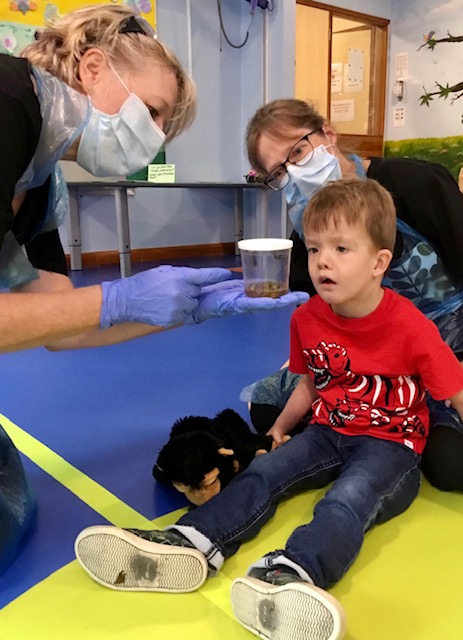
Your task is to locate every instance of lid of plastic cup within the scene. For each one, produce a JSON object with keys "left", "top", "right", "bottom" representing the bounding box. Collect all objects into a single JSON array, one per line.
[{"left": 237, "top": 238, "right": 293, "bottom": 251}]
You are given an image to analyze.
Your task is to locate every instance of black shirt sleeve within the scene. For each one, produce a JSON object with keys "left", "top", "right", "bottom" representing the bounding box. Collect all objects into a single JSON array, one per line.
[
  {"left": 17, "top": 176, "right": 68, "bottom": 276},
  {"left": 25, "top": 228, "right": 68, "bottom": 276},
  {"left": 0, "top": 54, "right": 42, "bottom": 248},
  {"left": 0, "top": 55, "right": 67, "bottom": 276}
]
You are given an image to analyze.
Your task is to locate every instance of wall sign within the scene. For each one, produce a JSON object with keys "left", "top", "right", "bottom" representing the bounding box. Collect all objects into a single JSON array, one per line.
[{"left": 345, "top": 47, "right": 363, "bottom": 93}]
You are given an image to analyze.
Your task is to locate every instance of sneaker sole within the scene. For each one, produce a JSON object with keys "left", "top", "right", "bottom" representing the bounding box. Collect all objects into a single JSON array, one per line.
[
  {"left": 230, "top": 577, "right": 346, "bottom": 640},
  {"left": 75, "top": 525, "right": 208, "bottom": 593}
]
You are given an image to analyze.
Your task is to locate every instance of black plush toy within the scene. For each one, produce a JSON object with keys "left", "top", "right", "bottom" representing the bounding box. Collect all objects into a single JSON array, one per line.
[{"left": 153, "top": 409, "right": 278, "bottom": 506}]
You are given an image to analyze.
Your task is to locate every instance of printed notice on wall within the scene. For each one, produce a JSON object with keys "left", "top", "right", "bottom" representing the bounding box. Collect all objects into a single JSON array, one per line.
[
  {"left": 331, "top": 63, "right": 343, "bottom": 94},
  {"left": 395, "top": 52, "right": 408, "bottom": 79},
  {"left": 345, "top": 48, "right": 363, "bottom": 93},
  {"left": 331, "top": 99, "right": 355, "bottom": 122},
  {"left": 393, "top": 105, "right": 405, "bottom": 127},
  {"left": 148, "top": 164, "right": 176, "bottom": 183}
]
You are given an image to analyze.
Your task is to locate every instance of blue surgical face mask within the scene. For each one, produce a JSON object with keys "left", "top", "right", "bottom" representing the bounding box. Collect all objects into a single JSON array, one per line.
[
  {"left": 76, "top": 66, "right": 166, "bottom": 177},
  {"left": 285, "top": 144, "right": 342, "bottom": 238}
]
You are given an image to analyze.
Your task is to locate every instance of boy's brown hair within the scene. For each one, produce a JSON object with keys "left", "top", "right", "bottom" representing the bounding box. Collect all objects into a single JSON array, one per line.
[{"left": 302, "top": 178, "right": 397, "bottom": 253}]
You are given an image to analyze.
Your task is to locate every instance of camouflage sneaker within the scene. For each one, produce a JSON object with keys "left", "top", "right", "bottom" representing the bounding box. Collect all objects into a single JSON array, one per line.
[
  {"left": 75, "top": 525, "right": 208, "bottom": 593},
  {"left": 231, "top": 569, "right": 347, "bottom": 640},
  {"left": 124, "top": 527, "right": 195, "bottom": 547},
  {"left": 250, "top": 565, "right": 305, "bottom": 586}
]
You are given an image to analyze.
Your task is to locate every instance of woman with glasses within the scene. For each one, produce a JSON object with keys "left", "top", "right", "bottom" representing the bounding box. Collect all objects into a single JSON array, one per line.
[
  {"left": 0, "top": 8, "right": 307, "bottom": 575},
  {"left": 243, "top": 98, "right": 463, "bottom": 493}
]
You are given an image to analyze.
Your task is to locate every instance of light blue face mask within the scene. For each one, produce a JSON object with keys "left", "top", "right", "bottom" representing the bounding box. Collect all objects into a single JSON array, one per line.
[
  {"left": 285, "top": 145, "right": 342, "bottom": 238},
  {"left": 76, "top": 66, "right": 166, "bottom": 177}
]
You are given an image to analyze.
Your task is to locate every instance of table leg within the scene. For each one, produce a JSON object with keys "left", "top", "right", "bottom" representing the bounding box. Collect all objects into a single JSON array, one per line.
[
  {"left": 257, "top": 189, "right": 269, "bottom": 238},
  {"left": 280, "top": 191, "right": 288, "bottom": 238},
  {"left": 114, "top": 188, "right": 132, "bottom": 278},
  {"left": 234, "top": 188, "right": 244, "bottom": 255},
  {"left": 67, "top": 186, "right": 82, "bottom": 270}
]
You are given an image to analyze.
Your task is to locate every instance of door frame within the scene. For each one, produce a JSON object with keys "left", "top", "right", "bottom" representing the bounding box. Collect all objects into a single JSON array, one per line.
[{"left": 296, "top": 0, "right": 389, "bottom": 157}]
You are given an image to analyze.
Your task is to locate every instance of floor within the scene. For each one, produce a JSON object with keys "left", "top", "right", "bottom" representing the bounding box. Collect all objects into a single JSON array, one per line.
[{"left": 1, "top": 256, "right": 462, "bottom": 640}]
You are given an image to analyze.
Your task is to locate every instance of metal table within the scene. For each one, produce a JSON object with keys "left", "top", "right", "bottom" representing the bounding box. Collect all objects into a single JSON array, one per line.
[{"left": 66, "top": 181, "right": 270, "bottom": 277}]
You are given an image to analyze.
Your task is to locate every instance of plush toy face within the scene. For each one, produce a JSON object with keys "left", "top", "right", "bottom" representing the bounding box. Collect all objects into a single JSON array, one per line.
[
  {"left": 153, "top": 434, "right": 237, "bottom": 506},
  {"left": 173, "top": 467, "right": 222, "bottom": 506}
]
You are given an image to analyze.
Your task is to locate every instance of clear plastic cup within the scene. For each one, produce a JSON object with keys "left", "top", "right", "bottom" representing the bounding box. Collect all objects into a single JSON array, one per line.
[{"left": 238, "top": 238, "right": 293, "bottom": 298}]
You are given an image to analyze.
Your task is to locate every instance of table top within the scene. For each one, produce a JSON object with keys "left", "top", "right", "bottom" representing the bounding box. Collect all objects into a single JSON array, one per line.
[{"left": 66, "top": 180, "right": 266, "bottom": 189}]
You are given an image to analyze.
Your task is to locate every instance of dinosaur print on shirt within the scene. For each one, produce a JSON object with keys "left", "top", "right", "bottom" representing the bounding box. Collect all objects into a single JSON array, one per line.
[{"left": 303, "top": 341, "right": 426, "bottom": 438}]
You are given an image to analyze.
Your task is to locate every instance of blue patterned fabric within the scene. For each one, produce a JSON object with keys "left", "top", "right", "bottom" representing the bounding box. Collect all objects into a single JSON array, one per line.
[{"left": 384, "top": 218, "right": 463, "bottom": 354}]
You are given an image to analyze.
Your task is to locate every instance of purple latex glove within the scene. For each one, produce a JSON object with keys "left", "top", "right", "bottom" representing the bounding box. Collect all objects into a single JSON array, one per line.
[
  {"left": 185, "top": 279, "right": 309, "bottom": 324},
  {"left": 100, "top": 266, "right": 233, "bottom": 328}
]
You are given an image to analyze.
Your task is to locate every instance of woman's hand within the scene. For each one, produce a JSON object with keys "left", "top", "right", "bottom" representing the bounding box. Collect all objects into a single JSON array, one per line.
[
  {"left": 100, "top": 266, "right": 309, "bottom": 328},
  {"left": 187, "top": 279, "right": 309, "bottom": 324},
  {"left": 100, "top": 266, "right": 233, "bottom": 328}
]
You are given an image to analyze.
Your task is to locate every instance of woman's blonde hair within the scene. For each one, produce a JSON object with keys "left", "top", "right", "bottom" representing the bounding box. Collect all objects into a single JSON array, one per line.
[
  {"left": 246, "top": 99, "right": 325, "bottom": 175},
  {"left": 21, "top": 4, "right": 196, "bottom": 141},
  {"left": 303, "top": 178, "right": 397, "bottom": 253}
]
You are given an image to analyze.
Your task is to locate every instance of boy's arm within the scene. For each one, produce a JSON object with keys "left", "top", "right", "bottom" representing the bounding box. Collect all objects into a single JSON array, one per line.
[{"left": 267, "top": 374, "right": 317, "bottom": 445}]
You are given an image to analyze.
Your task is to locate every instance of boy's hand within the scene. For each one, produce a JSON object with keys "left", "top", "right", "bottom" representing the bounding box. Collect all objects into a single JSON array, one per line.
[
  {"left": 267, "top": 423, "right": 292, "bottom": 448},
  {"left": 270, "top": 434, "right": 291, "bottom": 449}
]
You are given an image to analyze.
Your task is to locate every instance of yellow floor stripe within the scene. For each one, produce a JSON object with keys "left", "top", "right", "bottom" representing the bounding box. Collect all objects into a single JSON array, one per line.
[
  {"left": 1, "top": 413, "right": 153, "bottom": 528},
  {"left": 0, "top": 413, "right": 235, "bottom": 621}
]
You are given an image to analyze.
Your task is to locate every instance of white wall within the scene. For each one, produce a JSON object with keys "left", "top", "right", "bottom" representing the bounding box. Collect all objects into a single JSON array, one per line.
[
  {"left": 61, "top": 0, "right": 392, "bottom": 256},
  {"left": 385, "top": 0, "right": 463, "bottom": 141}
]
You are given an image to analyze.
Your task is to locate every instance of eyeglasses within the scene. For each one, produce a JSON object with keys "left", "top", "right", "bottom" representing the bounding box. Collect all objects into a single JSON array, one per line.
[
  {"left": 264, "top": 128, "right": 324, "bottom": 191},
  {"left": 119, "top": 15, "right": 157, "bottom": 39}
]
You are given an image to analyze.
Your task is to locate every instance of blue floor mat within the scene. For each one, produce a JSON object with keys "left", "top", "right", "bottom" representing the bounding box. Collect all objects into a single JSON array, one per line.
[{"left": 0, "top": 257, "right": 293, "bottom": 608}]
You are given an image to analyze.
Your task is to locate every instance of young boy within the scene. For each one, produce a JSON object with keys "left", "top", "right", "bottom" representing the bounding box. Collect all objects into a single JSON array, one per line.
[{"left": 74, "top": 179, "right": 463, "bottom": 640}]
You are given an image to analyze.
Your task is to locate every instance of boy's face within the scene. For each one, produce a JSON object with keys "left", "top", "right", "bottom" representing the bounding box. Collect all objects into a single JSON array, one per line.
[{"left": 305, "top": 216, "right": 391, "bottom": 317}]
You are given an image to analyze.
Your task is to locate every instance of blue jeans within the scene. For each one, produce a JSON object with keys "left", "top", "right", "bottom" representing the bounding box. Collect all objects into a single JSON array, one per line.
[
  {"left": 0, "top": 424, "right": 36, "bottom": 574},
  {"left": 174, "top": 425, "right": 421, "bottom": 590}
]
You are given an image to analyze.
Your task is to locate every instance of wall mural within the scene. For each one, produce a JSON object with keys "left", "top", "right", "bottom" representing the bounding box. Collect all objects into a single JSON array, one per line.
[
  {"left": 0, "top": 0, "right": 156, "bottom": 56},
  {"left": 384, "top": 0, "right": 463, "bottom": 180},
  {"left": 385, "top": 136, "right": 462, "bottom": 181}
]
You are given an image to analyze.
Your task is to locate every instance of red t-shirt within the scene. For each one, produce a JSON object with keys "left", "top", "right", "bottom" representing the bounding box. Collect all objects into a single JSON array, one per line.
[{"left": 290, "top": 288, "right": 463, "bottom": 454}]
